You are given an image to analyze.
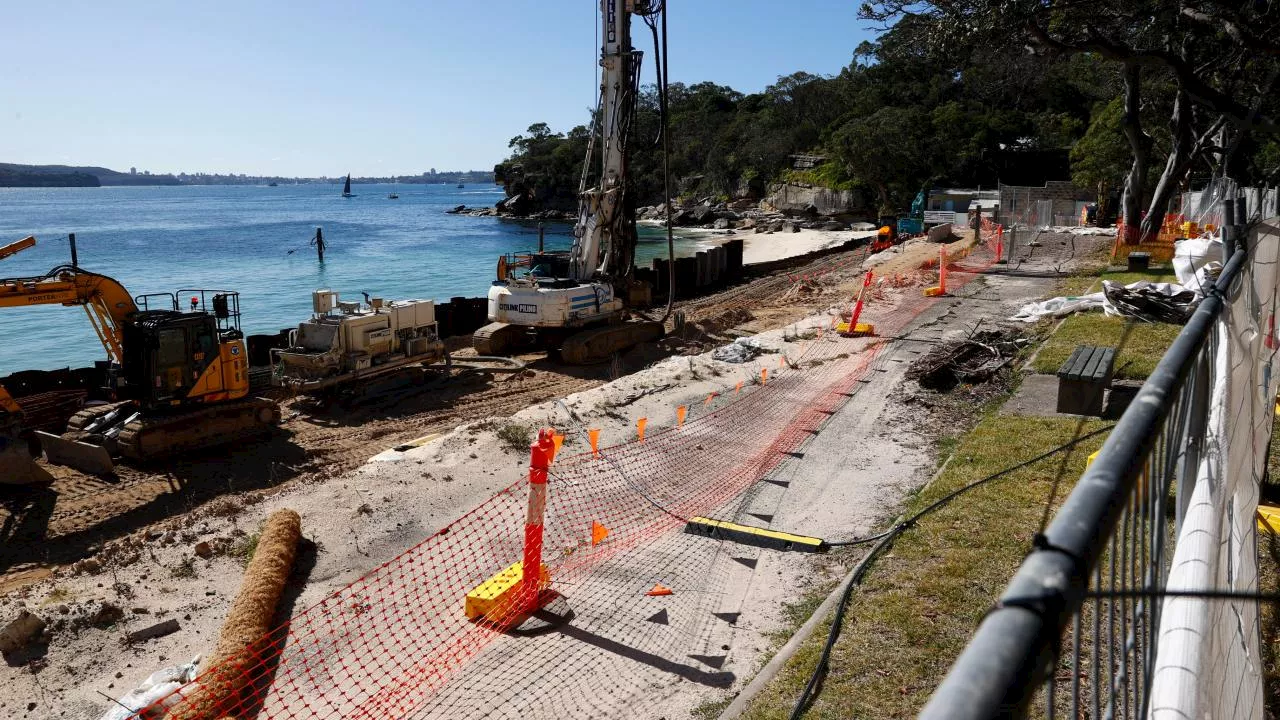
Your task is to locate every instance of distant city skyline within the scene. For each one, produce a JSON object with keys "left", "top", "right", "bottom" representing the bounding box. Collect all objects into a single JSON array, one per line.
[{"left": 2, "top": 1, "right": 878, "bottom": 177}]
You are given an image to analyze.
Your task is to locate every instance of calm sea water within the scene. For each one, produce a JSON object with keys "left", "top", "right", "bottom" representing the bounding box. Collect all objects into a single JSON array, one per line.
[{"left": 0, "top": 183, "right": 718, "bottom": 372}]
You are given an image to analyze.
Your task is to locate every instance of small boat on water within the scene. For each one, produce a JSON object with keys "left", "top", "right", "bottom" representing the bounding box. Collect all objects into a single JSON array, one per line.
[
  {"left": 388, "top": 179, "right": 399, "bottom": 199},
  {"left": 342, "top": 173, "right": 354, "bottom": 198},
  {"left": 268, "top": 182, "right": 278, "bottom": 187},
  {"left": 457, "top": 183, "right": 464, "bottom": 189}
]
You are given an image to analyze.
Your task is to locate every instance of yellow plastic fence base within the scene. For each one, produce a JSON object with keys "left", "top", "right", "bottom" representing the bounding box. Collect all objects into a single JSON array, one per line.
[
  {"left": 464, "top": 560, "right": 550, "bottom": 621},
  {"left": 924, "top": 286, "right": 947, "bottom": 297},
  {"left": 836, "top": 322, "right": 876, "bottom": 337},
  {"left": 1257, "top": 505, "right": 1280, "bottom": 535},
  {"left": 684, "top": 516, "right": 826, "bottom": 552}
]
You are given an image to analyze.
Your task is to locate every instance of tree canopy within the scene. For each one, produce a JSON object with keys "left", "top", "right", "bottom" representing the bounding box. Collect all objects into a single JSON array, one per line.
[{"left": 498, "top": 4, "right": 1280, "bottom": 226}]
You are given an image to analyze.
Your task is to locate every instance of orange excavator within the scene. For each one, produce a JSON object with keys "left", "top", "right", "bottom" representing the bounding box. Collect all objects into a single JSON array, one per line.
[{"left": 0, "top": 235, "right": 279, "bottom": 480}]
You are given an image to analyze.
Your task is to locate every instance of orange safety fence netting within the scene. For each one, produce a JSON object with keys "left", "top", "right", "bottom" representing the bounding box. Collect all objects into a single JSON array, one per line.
[{"left": 145, "top": 228, "right": 1003, "bottom": 719}]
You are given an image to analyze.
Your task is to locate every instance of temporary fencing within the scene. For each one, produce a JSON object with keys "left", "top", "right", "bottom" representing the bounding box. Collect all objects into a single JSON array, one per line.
[
  {"left": 144, "top": 228, "right": 1003, "bottom": 719},
  {"left": 922, "top": 197, "right": 1277, "bottom": 719}
]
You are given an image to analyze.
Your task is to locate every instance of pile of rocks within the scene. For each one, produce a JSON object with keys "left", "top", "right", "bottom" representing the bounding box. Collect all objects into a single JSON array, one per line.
[{"left": 637, "top": 200, "right": 854, "bottom": 234}]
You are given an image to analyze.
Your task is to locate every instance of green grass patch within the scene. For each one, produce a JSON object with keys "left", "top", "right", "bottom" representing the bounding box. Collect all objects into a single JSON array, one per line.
[
  {"left": 740, "top": 415, "right": 1110, "bottom": 719},
  {"left": 1056, "top": 264, "right": 1178, "bottom": 297},
  {"left": 1030, "top": 314, "right": 1182, "bottom": 380}
]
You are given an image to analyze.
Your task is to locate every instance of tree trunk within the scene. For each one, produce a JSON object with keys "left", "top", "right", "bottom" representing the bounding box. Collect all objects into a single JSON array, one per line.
[
  {"left": 1141, "top": 87, "right": 1193, "bottom": 240},
  {"left": 1119, "top": 63, "right": 1149, "bottom": 243}
]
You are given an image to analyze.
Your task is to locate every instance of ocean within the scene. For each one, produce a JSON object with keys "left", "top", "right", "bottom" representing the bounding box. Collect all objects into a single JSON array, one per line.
[{"left": 0, "top": 183, "right": 720, "bottom": 372}]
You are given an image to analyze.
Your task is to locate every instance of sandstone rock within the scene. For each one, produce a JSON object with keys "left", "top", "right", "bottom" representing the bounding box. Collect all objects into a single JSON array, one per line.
[
  {"left": 193, "top": 541, "right": 213, "bottom": 559},
  {"left": 0, "top": 610, "right": 46, "bottom": 653},
  {"left": 712, "top": 218, "right": 731, "bottom": 230},
  {"left": 74, "top": 557, "right": 102, "bottom": 574},
  {"left": 821, "top": 221, "right": 846, "bottom": 231}
]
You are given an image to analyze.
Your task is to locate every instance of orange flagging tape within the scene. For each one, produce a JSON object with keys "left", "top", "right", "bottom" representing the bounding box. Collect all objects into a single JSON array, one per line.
[
  {"left": 588, "top": 428, "right": 600, "bottom": 457},
  {"left": 705, "top": 392, "right": 717, "bottom": 407},
  {"left": 591, "top": 521, "right": 610, "bottom": 546},
  {"left": 646, "top": 583, "right": 672, "bottom": 597},
  {"left": 735, "top": 381, "right": 743, "bottom": 394},
  {"left": 637, "top": 417, "right": 647, "bottom": 443},
  {"left": 677, "top": 405, "right": 687, "bottom": 427},
  {"left": 550, "top": 433, "right": 565, "bottom": 463}
]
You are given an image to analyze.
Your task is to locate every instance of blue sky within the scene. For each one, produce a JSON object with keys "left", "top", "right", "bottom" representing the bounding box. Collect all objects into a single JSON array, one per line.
[{"left": 1, "top": 1, "right": 879, "bottom": 177}]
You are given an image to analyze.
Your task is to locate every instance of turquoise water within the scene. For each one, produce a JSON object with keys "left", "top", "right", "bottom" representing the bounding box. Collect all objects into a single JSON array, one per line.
[{"left": 0, "top": 184, "right": 716, "bottom": 372}]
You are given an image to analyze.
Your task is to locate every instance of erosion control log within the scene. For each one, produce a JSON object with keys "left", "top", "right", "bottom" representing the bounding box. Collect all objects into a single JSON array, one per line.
[{"left": 166, "top": 509, "right": 302, "bottom": 720}]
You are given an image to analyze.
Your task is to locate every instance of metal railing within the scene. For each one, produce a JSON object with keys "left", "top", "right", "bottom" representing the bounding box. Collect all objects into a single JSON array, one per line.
[{"left": 920, "top": 202, "right": 1251, "bottom": 718}]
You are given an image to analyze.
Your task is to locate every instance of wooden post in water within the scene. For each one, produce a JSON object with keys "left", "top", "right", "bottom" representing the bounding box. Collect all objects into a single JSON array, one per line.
[{"left": 311, "top": 227, "right": 326, "bottom": 263}]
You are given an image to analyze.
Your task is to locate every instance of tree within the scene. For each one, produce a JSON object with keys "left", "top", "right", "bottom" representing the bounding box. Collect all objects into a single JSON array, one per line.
[{"left": 1070, "top": 98, "right": 1131, "bottom": 206}]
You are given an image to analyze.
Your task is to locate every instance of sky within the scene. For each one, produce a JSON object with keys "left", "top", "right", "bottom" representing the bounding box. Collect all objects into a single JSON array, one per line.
[{"left": 0, "top": 1, "right": 880, "bottom": 177}]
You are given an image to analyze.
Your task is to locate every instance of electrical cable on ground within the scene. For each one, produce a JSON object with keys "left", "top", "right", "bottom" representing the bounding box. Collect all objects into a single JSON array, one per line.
[{"left": 787, "top": 423, "right": 1116, "bottom": 719}]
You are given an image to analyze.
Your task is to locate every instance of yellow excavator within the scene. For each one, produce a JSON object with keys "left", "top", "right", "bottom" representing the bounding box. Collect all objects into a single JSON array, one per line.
[{"left": 0, "top": 235, "right": 280, "bottom": 479}]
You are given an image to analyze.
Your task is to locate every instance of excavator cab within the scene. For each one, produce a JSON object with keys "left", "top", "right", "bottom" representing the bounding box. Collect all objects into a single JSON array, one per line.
[{"left": 125, "top": 291, "right": 248, "bottom": 406}]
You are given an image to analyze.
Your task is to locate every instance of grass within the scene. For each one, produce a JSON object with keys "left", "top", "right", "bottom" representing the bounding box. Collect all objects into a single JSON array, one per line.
[
  {"left": 1055, "top": 264, "right": 1178, "bottom": 297},
  {"left": 1030, "top": 313, "right": 1183, "bottom": 380},
  {"left": 170, "top": 556, "right": 198, "bottom": 579},
  {"left": 740, "top": 414, "right": 1111, "bottom": 719},
  {"left": 495, "top": 422, "right": 532, "bottom": 452},
  {"left": 231, "top": 532, "right": 260, "bottom": 566},
  {"left": 1260, "top": 421, "right": 1280, "bottom": 710}
]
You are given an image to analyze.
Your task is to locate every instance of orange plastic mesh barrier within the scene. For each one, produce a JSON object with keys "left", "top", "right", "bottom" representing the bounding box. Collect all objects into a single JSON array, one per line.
[{"left": 146, "top": 229, "right": 1002, "bottom": 719}]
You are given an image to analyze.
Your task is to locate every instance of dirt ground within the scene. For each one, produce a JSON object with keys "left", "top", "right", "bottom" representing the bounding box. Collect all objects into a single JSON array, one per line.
[
  {"left": 1, "top": 228, "right": 1114, "bottom": 720},
  {"left": 0, "top": 231, "right": 876, "bottom": 596}
]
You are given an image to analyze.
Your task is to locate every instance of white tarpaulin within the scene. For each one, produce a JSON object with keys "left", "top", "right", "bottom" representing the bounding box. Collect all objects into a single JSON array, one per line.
[{"left": 1148, "top": 217, "right": 1280, "bottom": 719}]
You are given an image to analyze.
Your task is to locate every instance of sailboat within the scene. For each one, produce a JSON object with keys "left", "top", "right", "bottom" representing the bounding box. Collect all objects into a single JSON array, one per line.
[
  {"left": 388, "top": 178, "right": 399, "bottom": 199},
  {"left": 342, "top": 173, "right": 354, "bottom": 198}
]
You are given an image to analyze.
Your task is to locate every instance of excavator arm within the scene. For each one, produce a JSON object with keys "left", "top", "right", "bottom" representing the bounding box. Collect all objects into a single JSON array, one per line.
[{"left": 0, "top": 257, "right": 138, "bottom": 365}]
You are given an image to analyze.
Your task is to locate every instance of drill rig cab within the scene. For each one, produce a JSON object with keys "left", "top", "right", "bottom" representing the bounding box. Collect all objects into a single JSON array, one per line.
[{"left": 472, "top": 0, "right": 666, "bottom": 364}]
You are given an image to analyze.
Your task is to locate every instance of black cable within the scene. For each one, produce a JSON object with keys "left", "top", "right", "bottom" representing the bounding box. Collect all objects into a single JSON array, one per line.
[{"left": 789, "top": 423, "right": 1115, "bottom": 719}]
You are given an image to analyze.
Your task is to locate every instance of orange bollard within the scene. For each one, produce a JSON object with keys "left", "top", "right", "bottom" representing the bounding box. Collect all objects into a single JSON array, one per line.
[
  {"left": 735, "top": 381, "right": 743, "bottom": 394},
  {"left": 521, "top": 428, "right": 555, "bottom": 610},
  {"left": 939, "top": 246, "right": 948, "bottom": 293},
  {"left": 676, "top": 405, "right": 687, "bottom": 427},
  {"left": 995, "top": 225, "right": 1004, "bottom": 261},
  {"left": 843, "top": 270, "right": 875, "bottom": 336},
  {"left": 761, "top": 368, "right": 768, "bottom": 385},
  {"left": 637, "top": 417, "right": 648, "bottom": 442},
  {"left": 588, "top": 428, "right": 600, "bottom": 457}
]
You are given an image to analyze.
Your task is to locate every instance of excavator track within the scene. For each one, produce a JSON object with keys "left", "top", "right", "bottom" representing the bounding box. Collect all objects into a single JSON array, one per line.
[
  {"left": 473, "top": 322, "right": 529, "bottom": 356},
  {"left": 558, "top": 320, "right": 665, "bottom": 365},
  {"left": 116, "top": 398, "right": 280, "bottom": 462}
]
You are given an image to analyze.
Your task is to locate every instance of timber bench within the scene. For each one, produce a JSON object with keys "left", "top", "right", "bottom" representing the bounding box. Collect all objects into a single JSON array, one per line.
[{"left": 1056, "top": 345, "right": 1116, "bottom": 416}]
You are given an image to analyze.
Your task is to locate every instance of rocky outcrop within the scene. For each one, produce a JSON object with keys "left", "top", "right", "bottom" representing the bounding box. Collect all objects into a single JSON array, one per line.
[{"left": 764, "top": 182, "right": 861, "bottom": 217}]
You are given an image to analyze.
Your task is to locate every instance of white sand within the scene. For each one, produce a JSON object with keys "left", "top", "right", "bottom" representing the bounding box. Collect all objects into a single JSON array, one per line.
[{"left": 738, "top": 228, "right": 877, "bottom": 265}]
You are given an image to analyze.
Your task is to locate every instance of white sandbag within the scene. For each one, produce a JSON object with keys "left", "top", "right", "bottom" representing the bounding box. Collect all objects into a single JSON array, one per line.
[
  {"left": 1171, "top": 235, "right": 1221, "bottom": 289},
  {"left": 98, "top": 656, "right": 200, "bottom": 720},
  {"left": 1011, "top": 293, "right": 1106, "bottom": 322}
]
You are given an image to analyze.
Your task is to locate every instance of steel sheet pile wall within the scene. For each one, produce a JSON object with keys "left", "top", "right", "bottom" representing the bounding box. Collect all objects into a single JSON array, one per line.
[{"left": 142, "top": 231, "right": 1003, "bottom": 718}]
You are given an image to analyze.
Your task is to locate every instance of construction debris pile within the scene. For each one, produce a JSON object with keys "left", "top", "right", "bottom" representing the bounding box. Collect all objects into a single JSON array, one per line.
[
  {"left": 906, "top": 330, "right": 1027, "bottom": 391},
  {"left": 1101, "top": 281, "right": 1197, "bottom": 323}
]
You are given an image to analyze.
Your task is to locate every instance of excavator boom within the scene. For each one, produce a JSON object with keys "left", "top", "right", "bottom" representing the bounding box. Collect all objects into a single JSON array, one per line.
[{"left": 0, "top": 265, "right": 137, "bottom": 365}]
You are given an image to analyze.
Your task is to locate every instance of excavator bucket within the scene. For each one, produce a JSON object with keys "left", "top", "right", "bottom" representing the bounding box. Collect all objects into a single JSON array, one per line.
[
  {"left": 34, "top": 430, "right": 115, "bottom": 476},
  {"left": 0, "top": 427, "right": 53, "bottom": 485}
]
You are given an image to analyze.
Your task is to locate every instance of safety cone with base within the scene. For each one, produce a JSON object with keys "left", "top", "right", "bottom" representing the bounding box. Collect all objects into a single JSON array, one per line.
[
  {"left": 838, "top": 270, "right": 876, "bottom": 337},
  {"left": 464, "top": 427, "right": 572, "bottom": 633}
]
